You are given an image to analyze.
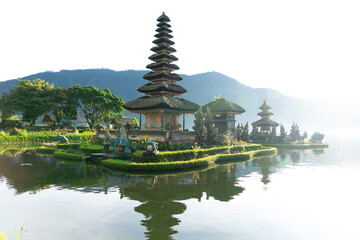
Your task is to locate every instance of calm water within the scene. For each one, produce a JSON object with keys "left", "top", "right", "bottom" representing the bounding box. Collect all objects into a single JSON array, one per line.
[{"left": 1, "top": 134, "right": 360, "bottom": 240}]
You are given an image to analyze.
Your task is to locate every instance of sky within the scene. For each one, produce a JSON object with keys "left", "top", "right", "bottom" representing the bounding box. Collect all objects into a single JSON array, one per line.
[{"left": 0, "top": 0, "right": 359, "bottom": 103}]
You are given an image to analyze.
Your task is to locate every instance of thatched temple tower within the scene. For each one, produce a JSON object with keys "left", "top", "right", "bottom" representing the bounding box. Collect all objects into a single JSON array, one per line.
[
  {"left": 254, "top": 99, "right": 279, "bottom": 133},
  {"left": 124, "top": 12, "right": 199, "bottom": 132}
]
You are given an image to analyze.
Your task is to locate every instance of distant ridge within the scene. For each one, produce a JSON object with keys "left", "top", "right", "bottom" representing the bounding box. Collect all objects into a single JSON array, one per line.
[{"left": 0, "top": 69, "right": 340, "bottom": 131}]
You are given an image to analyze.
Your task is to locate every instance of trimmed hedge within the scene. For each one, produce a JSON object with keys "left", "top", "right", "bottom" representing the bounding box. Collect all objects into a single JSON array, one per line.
[
  {"left": 35, "top": 147, "right": 56, "bottom": 154},
  {"left": 82, "top": 145, "right": 104, "bottom": 155},
  {"left": 103, "top": 148, "right": 277, "bottom": 172},
  {"left": 0, "top": 133, "right": 93, "bottom": 144},
  {"left": 53, "top": 150, "right": 84, "bottom": 161},
  {"left": 131, "top": 144, "right": 262, "bottom": 163},
  {"left": 103, "top": 158, "right": 213, "bottom": 172},
  {"left": 57, "top": 143, "right": 82, "bottom": 149}
]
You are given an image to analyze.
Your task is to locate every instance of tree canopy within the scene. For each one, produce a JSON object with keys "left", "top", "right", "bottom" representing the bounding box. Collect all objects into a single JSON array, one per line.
[
  {"left": 2, "top": 79, "right": 55, "bottom": 126},
  {"left": 69, "top": 85, "right": 125, "bottom": 129},
  {"left": 0, "top": 79, "right": 125, "bottom": 129}
]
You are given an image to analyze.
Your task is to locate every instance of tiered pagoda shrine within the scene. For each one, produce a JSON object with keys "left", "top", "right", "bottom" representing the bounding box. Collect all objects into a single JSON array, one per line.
[
  {"left": 124, "top": 13, "right": 199, "bottom": 136},
  {"left": 254, "top": 99, "right": 279, "bottom": 133}
]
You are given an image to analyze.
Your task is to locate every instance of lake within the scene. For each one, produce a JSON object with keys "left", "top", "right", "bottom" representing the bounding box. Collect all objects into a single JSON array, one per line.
[{"left": 1, "top": 134, "right": 360, "bottom": 240}]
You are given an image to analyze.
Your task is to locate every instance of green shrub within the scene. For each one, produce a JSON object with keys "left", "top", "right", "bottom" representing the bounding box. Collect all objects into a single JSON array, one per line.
[
  {"left": 57, "top": 143, "right": 70, "bottom": 149},
  {"left": 0, "top": 133, "right": 93, "bottom": 144},
  {"left": 311, "top": 132, "right": 325, "bottom": 143},
  {"left": 132, "top": 144, "right": 258, "bottom": 163},
  {"left": 9, "top": 127, "right": 21, "bottom": 136},
  {"left": 82, "top": 145, "right": 104, "bottom": 155},
  {"left": 244, "top": 144, "right": 262, "bottom": 151},
  {"left": 35, "top": 147, "right": 56, "bottom": 154},
  {"left": 103, "top": 158, "right": 212, "bottom": 172},
  {"left": 69, "top": 143, "right": 82, "bottom": 149},
  {"left": 53, "top": 150, "right": 84, "bottom": 161},
  {"left": 103, "top": 148, "right": 277, "bottom": 172}
]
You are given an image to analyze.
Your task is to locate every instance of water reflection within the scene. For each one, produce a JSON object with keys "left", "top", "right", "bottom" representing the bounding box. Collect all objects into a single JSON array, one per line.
[
  {"left": 252, "top": 156, "right": 278, "bottom": 185},
  {"left": 0, "top": 148, "right": 326, "bottom": 240},
  {"left": 0, "top": 151, "right": 103, "bottom": 194}
]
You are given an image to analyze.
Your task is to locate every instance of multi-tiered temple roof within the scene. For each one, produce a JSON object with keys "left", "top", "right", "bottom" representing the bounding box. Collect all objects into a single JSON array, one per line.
[
  {"left": 254, "top": 99, "right": 279, "bottom": 129},
  {"left": 124, "top": 13, "right": 199, "bottom": 113}
]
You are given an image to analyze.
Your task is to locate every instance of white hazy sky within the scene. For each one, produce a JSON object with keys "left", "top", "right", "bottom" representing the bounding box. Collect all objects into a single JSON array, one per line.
[{"left": 0, "top": 0, "right": 359, "bottom": 101}]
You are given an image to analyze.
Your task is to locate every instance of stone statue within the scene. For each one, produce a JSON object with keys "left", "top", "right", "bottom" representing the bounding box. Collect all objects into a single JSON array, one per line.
[{"left": 57, "top": 134, "right": 69, "bottom": 143}]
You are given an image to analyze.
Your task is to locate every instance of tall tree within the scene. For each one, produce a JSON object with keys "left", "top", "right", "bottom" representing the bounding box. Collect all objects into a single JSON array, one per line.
[
  {"left": 193, "top": 108, "right": 206, "bottom": 142},
  {"left": 242, "top": 122, "right": 249, "bottom": 141},
  {"left": 69, "top": 85, "right": 124, "bottom": 129},
  {"left": 0, "top": 93, "right": 15, "bottom": 120},
  {"left": 3, "top": 79, "right": 54, "bottom": 127},
  {"left": 290, "top": 122, "right": 300, "bottom": 141},
  {"left": 48, "top": 88, "right": 77, "bottom": 126},
  {"left": 280, "top": 124, "right": 287, "bottom": 143}
]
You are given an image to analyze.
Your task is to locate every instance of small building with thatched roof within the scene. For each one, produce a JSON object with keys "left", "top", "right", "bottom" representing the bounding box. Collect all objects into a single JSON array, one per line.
[
  {"left": 202, "top": 96, "right": 246, "bottom": 133},
  {"left": 41, "top": 111, "right": 89, "bottom": 128},
  {"left": 254, "top": 99, "right": 279, "bottom": 133},
  {"left": 111, "top": 116, "right": 138, "bottom": 129}
]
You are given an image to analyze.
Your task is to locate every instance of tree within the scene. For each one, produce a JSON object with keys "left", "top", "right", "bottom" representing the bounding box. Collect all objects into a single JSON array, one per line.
[
  {"left": 242, "top": 122, "right": 249, "bottom": 141},
  {"left": 3, "top": 79, "right": 55, "bottom": 127},
  {"left": 271, "top": 127, "right": 276, "bottom": 137},
  {"left": 290, "top": 122, "right": 300, "bottom": 142},
  {"left": 69, "top": 85, "right": 124, "bottom": 129},
  {"left": 0, "top": 93, "right": 15, "bottom": 120},
  {"left": 235, "top": 123, "right": 242, "bottom": 141},
  {"left": 310, "top": 132, "right": 325, "bottom": 143},
  {"left": 204, "top": 107, "right": 214, "bottom": 142},
  {"left": 303, "top": 131, "right": 308, "bottom": 139},
  {"left": 193, "top": 108, "right": 206, "bottom": 142},
  {"left": 280, "top": 124, "right": 287, "bottom": 143},
  {"left": 251, "top": 122, "right": 258, "bottom": 141},
  {"left": 48, "top": 88, "right": 77, "bottom": 126}
]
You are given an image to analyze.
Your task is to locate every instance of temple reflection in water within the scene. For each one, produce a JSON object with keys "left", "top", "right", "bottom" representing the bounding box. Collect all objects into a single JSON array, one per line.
[{"left": 0, "top": 148, "right": 322, "bottom": 239}]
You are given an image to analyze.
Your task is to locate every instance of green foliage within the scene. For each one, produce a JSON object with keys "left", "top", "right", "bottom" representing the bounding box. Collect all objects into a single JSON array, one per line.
[
  {"left": 290, "top": 122, "right": 300, "bottom": 141},
  {"left": 280, "top": 124, "right": 287, "bottom": 143},
  {"left": 0, "top": 132, "right": 93, "bottom": 144},
  {"left": 236, "top": 122, "right": 249, "bottom": 142},
  {"left": 69, "top": 85, "right": 125, "bottom": 129},
  {"left": 3, "top": 79, "right": 55, "bottom": 126},
  {"left": 103, "top": 158, "right": 211, "bottom": 172},
  {"left": 156, "top": 141, "right": 201, "bottom": 151},
  {"left": 9, "top": 128, "right": 22, "bottom": 136},
  {"left": 48, "top": 88, "right": 77, "bottom": 125},
  {"left": 218, "top": 132, "right": 231, "bottom": 146},
  {"left": 103, "top": 147, "right": 277, "bottom": 172},
  {"left": 35, "top": 147, "right": 57, "bottom": 154},
  {"left": 0, "top": 93, "right": 15, "bottom": 120},
  {"left": 310, "top": 132, "right": 325, "bottom": 143},
  {"left": 82, "top": 144, "right": 104, "bottom": 155},
  {"left": 53, "top": 150, "right": 84, "bottom": 161},
  {"left": 131, "top": 144, "right": 261, "bottom": 163},
  {"left": 193, "top": 107, "right": 216, "bottom": 142},
  {"left": 57, "top": 143, "right": 82, "bottom": 149}
]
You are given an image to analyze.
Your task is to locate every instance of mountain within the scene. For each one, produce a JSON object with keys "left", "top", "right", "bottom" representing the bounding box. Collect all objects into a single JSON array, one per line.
[{"left": 0, "top": 69, "right": 350, "bottom": 133}]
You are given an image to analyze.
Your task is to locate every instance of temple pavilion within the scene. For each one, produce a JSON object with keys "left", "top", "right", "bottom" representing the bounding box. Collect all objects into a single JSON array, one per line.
[
  {"left": 202, "top": 96, "right": 245, "bottom": 133},
  {"left": 254, "top": 99, "right": 279, "bottom": 133},
  {"left": 124, "top": 13, "right": 199, "bottom": 140}
]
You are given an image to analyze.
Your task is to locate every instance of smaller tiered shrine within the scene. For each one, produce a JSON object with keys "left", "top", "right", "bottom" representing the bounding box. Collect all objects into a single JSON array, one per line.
[{"left": 254, "top": 99, "right": 279, "bottom": 133}]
